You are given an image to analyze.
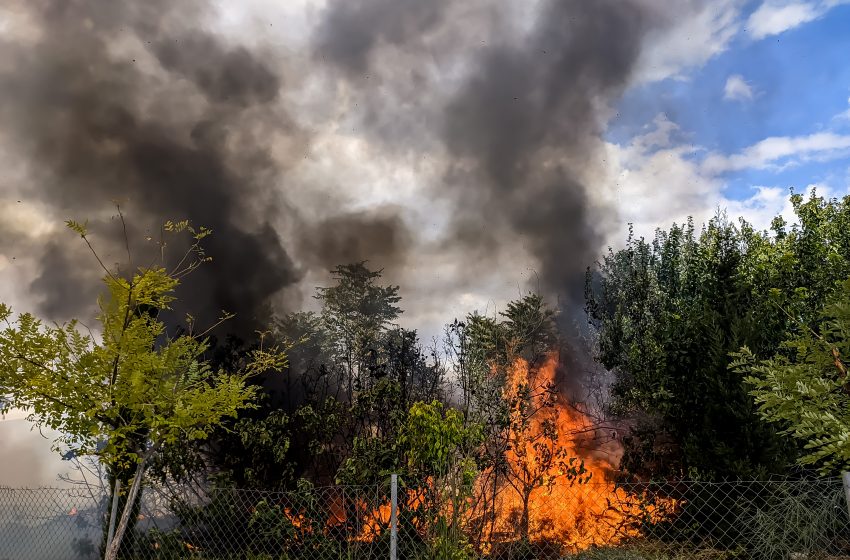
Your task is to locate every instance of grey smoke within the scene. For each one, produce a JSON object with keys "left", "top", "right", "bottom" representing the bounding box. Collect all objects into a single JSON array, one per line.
[
  {"left": 153, "top": 33, "right": 281, "bottom": 106},
  {"left": 0, "top": 419, "right": 55, "bottom": 486},
  {"left": 315, "top": 0, "right": 448, "bottom": 76},
  {"left": 0, "top": 0, "right": 703, "bottom": 489},
  {"left": 0, "top": 0, "right": 412, "bottom": 336},
  {"left": 0, "top": 0, "right": 690, "bottom": 340},
  {"left": 311, "top": 0, "right": 682, "bottom": 403},
  {"left": 315, "top": 0, "right": 665, "bottom": 308},
  {"left": 297, "top": 208, "right": 414, "bottom": 271}
]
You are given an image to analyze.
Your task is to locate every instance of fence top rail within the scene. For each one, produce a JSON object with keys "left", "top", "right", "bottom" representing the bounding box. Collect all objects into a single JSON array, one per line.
[{"left": 0, "top": 477, "right": 845, "bottom": 492}]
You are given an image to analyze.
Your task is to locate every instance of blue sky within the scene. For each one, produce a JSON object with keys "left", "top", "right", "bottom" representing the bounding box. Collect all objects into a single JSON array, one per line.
[{"left": 604, "top": 0, "right": 850, "bottom": 234}]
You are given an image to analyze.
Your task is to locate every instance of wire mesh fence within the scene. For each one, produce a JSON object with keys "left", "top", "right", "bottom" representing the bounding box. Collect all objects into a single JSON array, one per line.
[{"left": 1, "top": 478, "right": 849, "bottom": 560}]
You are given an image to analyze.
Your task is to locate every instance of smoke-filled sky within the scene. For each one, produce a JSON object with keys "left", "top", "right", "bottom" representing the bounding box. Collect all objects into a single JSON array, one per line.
[
  {"left": 2, "top": 0, "right": 850, "bottom": 336},
  {"left": 2, "top": 0, "right": 850, "bottom": 482}
]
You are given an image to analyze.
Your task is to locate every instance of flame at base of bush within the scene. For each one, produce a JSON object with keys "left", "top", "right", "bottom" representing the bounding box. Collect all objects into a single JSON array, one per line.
[
  {"left": 344, "top": 354, "right": 680, "bottom": 554},
  {"left": 464, "top": 355, "right": 678, "bottom": 554}
]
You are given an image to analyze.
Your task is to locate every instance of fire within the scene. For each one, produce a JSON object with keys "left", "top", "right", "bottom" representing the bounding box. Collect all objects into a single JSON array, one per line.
[
  {"left": 468, "top": 355, "right": 676, "bottom": 553},
  {"left": 352, "top": 489, "right": 428, "bottom": 541},
  {"left": 271, "top": 354, "right": 677, "bottom": 553}
]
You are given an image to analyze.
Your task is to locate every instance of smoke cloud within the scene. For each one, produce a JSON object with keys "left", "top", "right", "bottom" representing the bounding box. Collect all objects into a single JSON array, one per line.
[
  {"left": 0, "top": 0, "right": 694, "bottom": 338},
  {"left": 315, "top": 0, "right": 449, "bottom": 76},
  {"left": 308, "top": 0, "right": 688, "bottom": 402},
  {"left": 0, "top": 419, "right": 56, "bottom": 487},
  {"left": 442, "top": 0, "right": 655, "bottom": 303},
  {"left": 297, "top": 208, "right": 414, "bottom": 271},
  {"left": 311, "top": 0, "right": 682, "bottom": 314},
  {"left": 0, "top": 0, "right": 413, "bottom": 336},
  {"left": 0, "top": 0, "right": 297, "bottom": 335}
]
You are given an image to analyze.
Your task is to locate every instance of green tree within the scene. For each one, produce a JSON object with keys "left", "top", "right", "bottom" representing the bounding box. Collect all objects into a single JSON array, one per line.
[
  {"left": 733, "top": 279, "right": 850, "bottom": 475},
  {"left": 586, "top": 216, "right": 790, "bottom": 478},
  {"left": 337, "top": 399, "right": 482, "bottom": 558},
  {"left": 206, "top": 263, "right": 444, "bottom": 489},
  {"left": 316, "top": 262, "right": 402, "bottom": 400},
  {"left": 0, "top": 219, "right": 273, "bottom": 559},
  {"left": 400, "top": 401, "right": 483, "bottom": 560},
  {"left": 586, "top": 192, "right": 850, "bottom": 478}
]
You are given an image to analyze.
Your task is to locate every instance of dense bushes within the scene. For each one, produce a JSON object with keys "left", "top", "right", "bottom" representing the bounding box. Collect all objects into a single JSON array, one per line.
[{"left": 586, "top": 192, "right": 850, "bottom": 478}]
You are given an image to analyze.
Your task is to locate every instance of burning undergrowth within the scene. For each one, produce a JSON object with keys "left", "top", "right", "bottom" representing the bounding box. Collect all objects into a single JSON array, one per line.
[
  {"left": 258, "top": 352, "right": 680, "bottom": 556},
  {"left": 468, "top": 354, "right": 679, "bottom": 553}
]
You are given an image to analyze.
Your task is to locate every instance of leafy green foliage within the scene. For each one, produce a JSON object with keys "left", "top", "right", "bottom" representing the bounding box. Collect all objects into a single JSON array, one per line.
[
  {"left": 0, "top": 218, "right": 266, "bottom": 557},
  {"left": 586, "top": 192, "right": 850, "bottom": 478},
  {"left": 0, "top": 269, "right": 255, "bottom": 470},
  {"left": 733, "top": 279, "right": 850, "bottom": 474},
  {"left": 247, "top": 499, "right": 299, "bottom": 554},
  {"left": 204, "top": 262, "right": 448, "bottom": 489},
  {"left": 400, "top": 401, "right": 482, "bottom": 481},
  {"left": 338, "top": 399, "right": 482, "bottom": 485},
  {"left": 316, "top": 262, "right": 402, "bottom": 398}
]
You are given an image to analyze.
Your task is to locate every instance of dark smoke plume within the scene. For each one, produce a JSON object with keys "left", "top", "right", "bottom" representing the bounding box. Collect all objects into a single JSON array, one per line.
[
  {"left": 0, "top": 0, "right": 421, "bottom": 337},
  {"left": 297, "top": 208, "right": 413, "bottom": 271},
  {"left": 0, "top": 0, "right": 431, "bottom": 337},
  {"left": 312, "top": 0, "right": 681, "bottom": 401},
  {"left": 1, "top": 0, "right": 689, "bottom": 341},
  {"left": 315, "top": 0, "right": 668, "bottom": 308},
  {"left": 316, "top": 0, "right": 448, "bottom": 76},
  {"left": 0, "top": 0, "right": 300, "bottom": 336},
  {"left": 443, "top": 0, "right": 654, "bottom": 303}
]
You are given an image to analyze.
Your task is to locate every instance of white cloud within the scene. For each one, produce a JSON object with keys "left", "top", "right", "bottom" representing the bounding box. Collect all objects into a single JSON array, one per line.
[
  {"left": 724, "top": 74, "right": 755, "bottom": 101},
  {"left": 600, "top": 116, "right": 850, "bottom": 245},
  {"left": 747, "top": 0, "right": 850, "bottom": 39},
  {"left": 632, "top": 0, "right": 846, "bottom": 85},
  {"left": 635, "top": 0, "right": 743, "bottom": 84},
  {"left": 601, "top": 118, "right": 723, "bottom": 242},
  {"left": 702, "top": 132, "right": 850, "bottom": 174},
  {"left": 833, "top": 96, "right": 850, "bottom": 123}
]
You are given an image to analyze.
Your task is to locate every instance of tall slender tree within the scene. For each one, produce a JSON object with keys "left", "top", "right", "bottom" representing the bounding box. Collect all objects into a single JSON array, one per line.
[{"left": 0, "top": 217, "right": 278, "bottom": 558}]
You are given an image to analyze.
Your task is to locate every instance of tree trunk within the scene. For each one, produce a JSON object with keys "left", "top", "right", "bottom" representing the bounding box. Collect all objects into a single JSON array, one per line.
[
  {"left": 519, "top": 487, "right": 531, "bottom": 540},
  {"left": 101, "top": 470, "right": 142, "bottom": 554},
  {"left": 104, "top": 460, "right": 145, "bottom": 560}
]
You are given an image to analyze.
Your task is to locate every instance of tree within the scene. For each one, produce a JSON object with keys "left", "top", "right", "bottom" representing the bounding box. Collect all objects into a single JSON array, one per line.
[
  {"left": 201, "top": 262, "right": 444, "bottom": 489},
  {"left": 589, "top": 217, "right": 766, "bottom": 477},
  {"left": 447, "top": 293, "right": 590, "bottom": 543},
  {"left": 316, "top": 262, "right": 402, "bottom": 401},
  {"left": 585, "top": 193, "right": 850, "bottom": 479},
  {"left": 0, "top": 218, "right": 275, "bottom": 559},
  {"left": 399, "top": 400, "right": 483, "bottom": 559},
  {"left": 312, "top": 263, "right": 447, "bottom": 484},
  {"left": 732, "top": 278, "right": 850, "bottom": 475}
]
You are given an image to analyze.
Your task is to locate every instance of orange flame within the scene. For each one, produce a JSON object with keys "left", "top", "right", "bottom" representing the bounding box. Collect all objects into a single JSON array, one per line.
[
  {"left": 470, "top": 355, "right": 676, "bottom": 552},
  {"left": 277, "top": 354, "right": 677, "bottom": 552}
]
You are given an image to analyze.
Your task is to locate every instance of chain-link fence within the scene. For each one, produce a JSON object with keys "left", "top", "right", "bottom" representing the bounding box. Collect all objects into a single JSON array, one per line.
[{"left": 2, "top": 478, "right": 849, "bottom": 560}]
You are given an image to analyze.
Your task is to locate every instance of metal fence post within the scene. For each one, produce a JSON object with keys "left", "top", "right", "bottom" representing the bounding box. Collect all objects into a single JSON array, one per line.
[
  {"left": 106, "top": 479, "right": 121, "bottom": 551},
  {"left": 842, "top": 472, "right": 850, "bottom": 521},
  {"left": 390, "top": 474, "right": 398, "bottom": 560}
]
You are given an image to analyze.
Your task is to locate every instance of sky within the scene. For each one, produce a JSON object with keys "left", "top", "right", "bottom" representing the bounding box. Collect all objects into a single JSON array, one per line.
[
  {"left": 1, "top": 0, "right": 850, "bottom": 485},
  {"left": 603, "top": 0, "right": 850, "bottom": 238}
]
